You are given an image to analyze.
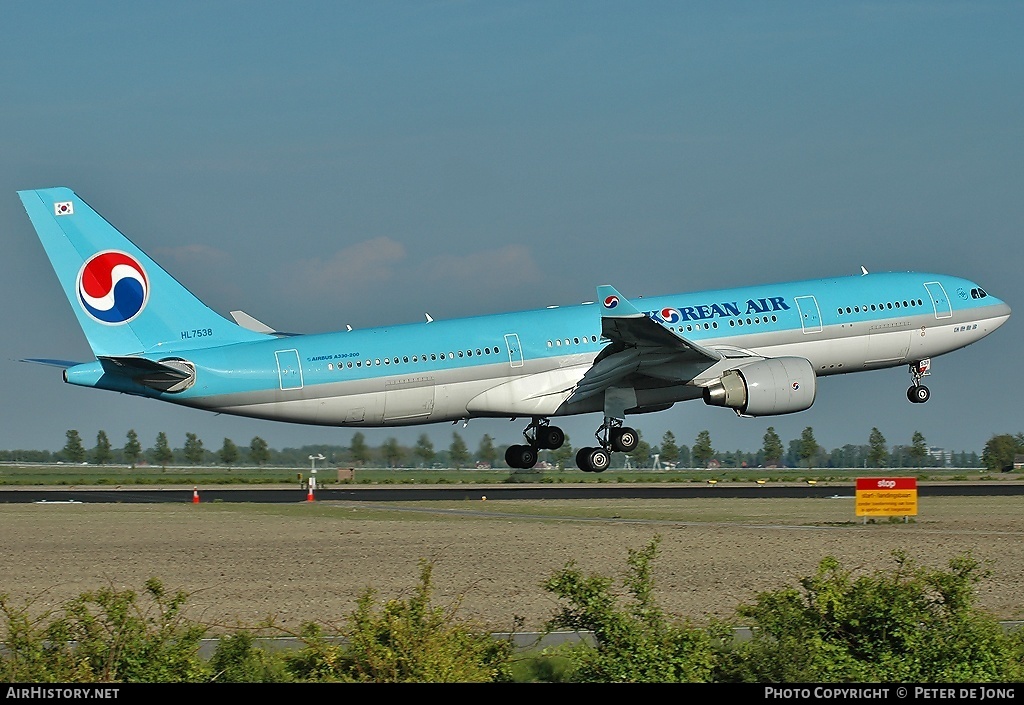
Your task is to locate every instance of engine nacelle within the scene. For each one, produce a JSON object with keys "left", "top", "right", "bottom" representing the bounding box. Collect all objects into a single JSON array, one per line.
[{"left": 702, "top": 357, "right": 816, "bottom": 416}]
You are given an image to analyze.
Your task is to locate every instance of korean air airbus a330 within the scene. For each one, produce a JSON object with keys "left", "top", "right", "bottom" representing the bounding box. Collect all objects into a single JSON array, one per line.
[{"left": 19, "top": 187, "right": 1012, "bottom": 472}]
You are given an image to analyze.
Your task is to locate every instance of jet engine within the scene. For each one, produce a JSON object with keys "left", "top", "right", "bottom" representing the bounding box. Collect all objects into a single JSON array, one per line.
[{"left": 702, "top": 356, "right": 816, "bottom": 416}]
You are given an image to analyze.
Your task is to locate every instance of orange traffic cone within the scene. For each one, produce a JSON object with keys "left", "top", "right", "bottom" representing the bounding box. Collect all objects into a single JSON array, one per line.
[
  {"left": 306, "top": 484, "right": 315, "bottom": 502},
  {"left": 192, "top": 487, "right": 200, "bottom": 504}
]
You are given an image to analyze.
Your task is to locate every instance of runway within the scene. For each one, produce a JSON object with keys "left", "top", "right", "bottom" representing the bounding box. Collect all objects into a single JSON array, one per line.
[{"left": 2, "top": 481, "right": 1022, "bottom": 504}]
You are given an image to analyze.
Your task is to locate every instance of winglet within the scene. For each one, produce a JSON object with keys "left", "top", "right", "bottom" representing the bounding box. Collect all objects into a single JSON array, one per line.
[{"left": 596, "top": 285, "right": 644, "bottom": 318}]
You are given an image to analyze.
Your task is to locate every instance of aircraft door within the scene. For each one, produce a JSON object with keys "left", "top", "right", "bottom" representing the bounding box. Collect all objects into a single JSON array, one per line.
[
  {"left": 275, "top": 349, "right": 304, "bottom": 390},
  {"left": 794, "top": 296, "right": 822, "bottom": 333},
  {"left": 504, "top": 333, "right": 524, "bottom": 368},
  {"left": 924, "top": 282, "right": 952, "bottom": 319}
]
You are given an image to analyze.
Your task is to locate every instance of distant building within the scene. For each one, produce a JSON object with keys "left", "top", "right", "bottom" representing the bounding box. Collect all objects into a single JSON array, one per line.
[
  {"left": 1014, "top": 455, "right": 1024, "bottom": 471},
  {"left": 928, "top": 447, "right": 952, "bottom": 466}
]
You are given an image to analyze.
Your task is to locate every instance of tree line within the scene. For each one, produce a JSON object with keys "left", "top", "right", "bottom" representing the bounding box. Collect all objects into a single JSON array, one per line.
[{"left": 2, "top": 426, "right": 1021, "bottom": 472}]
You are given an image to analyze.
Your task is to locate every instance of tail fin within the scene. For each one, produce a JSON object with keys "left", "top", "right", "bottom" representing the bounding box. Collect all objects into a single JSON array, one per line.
[{"left": 19, "top": 187, "right": 272, "bottom": 357}]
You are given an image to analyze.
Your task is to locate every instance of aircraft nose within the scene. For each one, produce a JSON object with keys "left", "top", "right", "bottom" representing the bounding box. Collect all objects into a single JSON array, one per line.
[{"left": 991, "top": 299, "right": 1011, "bottom": 328}]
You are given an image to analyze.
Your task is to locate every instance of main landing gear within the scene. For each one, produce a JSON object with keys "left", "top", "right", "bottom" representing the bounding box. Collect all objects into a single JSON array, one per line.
[
  {"left": 505, "top": 417, "right": 565, "bottom": 469},
  {"left": 576, "top": 417, "right": 639, "bottom": 473},
  {"left": 907, "top": 358, "right": 931, "bottom": 404}
]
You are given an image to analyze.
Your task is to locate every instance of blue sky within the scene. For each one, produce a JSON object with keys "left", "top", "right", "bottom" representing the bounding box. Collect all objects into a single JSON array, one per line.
[{"left": 2, "top": 2, "right": 1021, "bottom": 457}]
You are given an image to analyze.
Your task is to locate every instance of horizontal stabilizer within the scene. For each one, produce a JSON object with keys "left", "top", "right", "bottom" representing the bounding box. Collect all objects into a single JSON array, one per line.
[
  {"left": 230, "top": 310, "right": 276, "bottom": 334},
  {"left": 229, "top": 310, "right": 298, "bottom": 337},
  {"left": 98, "top": 355, "right": 196, "bottom": 393},
  {"left": 19, "top": 358, "right": 85, "bottom": 368}
]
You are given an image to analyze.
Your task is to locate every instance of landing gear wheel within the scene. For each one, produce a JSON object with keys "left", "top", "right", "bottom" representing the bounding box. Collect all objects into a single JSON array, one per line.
[
  {"left": 506, "top": 444, "right": 538, "bottom": 469},
  {"left": 577, "top": 447, "right": 594, "bottom": 472},
  {"left": 538, "top": 426, "right": 565, "bottom": 450},
  {"left": 611, "top": 427, "right": 639, "bottom": 453},
  {"left": 587, "top": 448, "right": 611, "bottom": 473},
  {"left": 909, "top": 385, "right": 930, "bottom": 404}
]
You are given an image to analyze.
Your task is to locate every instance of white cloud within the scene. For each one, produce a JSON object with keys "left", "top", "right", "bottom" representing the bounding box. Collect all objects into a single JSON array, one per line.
[
  {"left": 418, "top": 244, "right": 542, "bottom": 292},
  {"left": 285, "top": 237, "right": 407, "bottom": 298}
]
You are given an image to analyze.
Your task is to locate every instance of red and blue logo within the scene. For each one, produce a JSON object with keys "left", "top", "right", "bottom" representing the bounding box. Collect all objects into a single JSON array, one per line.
[
  {"left": 77, "top": 251, "right": 149, "bottom": 324},
  {"left": 660, "top": 307, "right": 680, "bottom": 323},
  {"left": 603, "top": 295, "right": 619, "bottom": 309}
]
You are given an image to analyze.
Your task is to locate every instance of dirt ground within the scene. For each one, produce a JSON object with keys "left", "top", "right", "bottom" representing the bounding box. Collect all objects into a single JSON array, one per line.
[{"left": 3, "top": 490, "right": 1024, "bottom": 635}]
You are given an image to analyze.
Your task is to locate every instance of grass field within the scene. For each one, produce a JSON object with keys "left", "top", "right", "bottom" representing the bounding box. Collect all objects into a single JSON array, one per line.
[
  {"left": 4, "top": 492, "right": 1024, "bottom": 634},
  {"left": 0, "top": 462, "right": 1015, "bottom": 487}
]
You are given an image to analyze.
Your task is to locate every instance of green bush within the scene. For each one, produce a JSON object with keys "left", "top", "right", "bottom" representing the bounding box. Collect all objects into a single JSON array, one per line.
[
  {"left": 716, "top": 551, "right": 1024, "bottom": 683},
  {"left": 542, "top": 535, "right": 726, "bottom": 682},
  {"left": 1, "top": 578, "right": 207, "bottom": 682},
  {"left": 208, "top": 631, "right": 290, "bottom": 682},
  {"left": 285, "top": 559, "right": 514, "bottom": 682},
  {"left": 5, "top": 546, "right": 1024, "bottom": 683}
]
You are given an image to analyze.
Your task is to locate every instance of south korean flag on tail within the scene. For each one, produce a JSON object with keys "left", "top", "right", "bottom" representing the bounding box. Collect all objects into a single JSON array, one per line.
[{"left": 54, "top": 201, "right": 74, "bottom": 216}]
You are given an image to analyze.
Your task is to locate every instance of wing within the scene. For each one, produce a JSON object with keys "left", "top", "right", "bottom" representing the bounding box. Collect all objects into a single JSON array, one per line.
[{"left": 569, "top": 285, "right": 728, "bottom": 403}]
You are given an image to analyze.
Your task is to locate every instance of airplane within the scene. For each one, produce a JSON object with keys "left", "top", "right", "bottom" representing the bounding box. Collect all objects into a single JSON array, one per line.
[{"left": 18, "top": 187, "right": 1012, "bottom": 472}]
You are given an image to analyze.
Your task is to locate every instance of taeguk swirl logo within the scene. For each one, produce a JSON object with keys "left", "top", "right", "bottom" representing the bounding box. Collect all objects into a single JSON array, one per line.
[{"left": 77, "top": 251, "right": 149, "bottom": 324}]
